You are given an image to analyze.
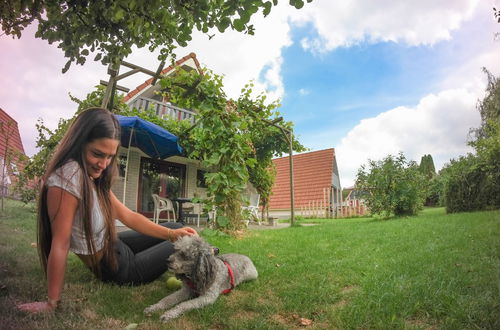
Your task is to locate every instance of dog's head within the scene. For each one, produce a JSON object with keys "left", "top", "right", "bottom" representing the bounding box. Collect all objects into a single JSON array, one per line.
[{"left": 168, "top": 236, "right": 219, "bottom": 294}]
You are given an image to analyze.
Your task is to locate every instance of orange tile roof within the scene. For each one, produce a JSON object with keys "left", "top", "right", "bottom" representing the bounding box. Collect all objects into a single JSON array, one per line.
[
  {"left": 123, "top": 52, "right": 202, "bottom": 102},
  {"left": 269, "top": 148, "right": 336, "bottom": 210},
  {"left": 0, "top": 108, "right": 25, "bottom": 157}
]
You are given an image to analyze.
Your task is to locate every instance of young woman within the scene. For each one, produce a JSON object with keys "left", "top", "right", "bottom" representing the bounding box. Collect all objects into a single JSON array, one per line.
[{"left": 17, "top": 107, "right": 197, "bottom": 313}]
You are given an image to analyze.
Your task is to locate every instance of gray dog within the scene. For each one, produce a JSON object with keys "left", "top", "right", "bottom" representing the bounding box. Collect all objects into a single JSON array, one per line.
[{"left": 144, "top": 235, "right": 258, "bottom": 322}]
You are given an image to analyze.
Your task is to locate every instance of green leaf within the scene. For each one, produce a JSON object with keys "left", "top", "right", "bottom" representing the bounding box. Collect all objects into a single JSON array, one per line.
[
  {"left": 62, "top": 60, "right": 71, "bottom": 73},
  {"left": 294, "top": 0, "right": 304, "bottom": 9},
  {"left": 217, "top": 17, "right": 231, "bottom": 32},
  {"left": 216, "top": 215, "right": 229, "bottom": 227},
  {"left": 263, "top": 1, "right": 273, "bottom": 16},
  {"left": 113, "top": 8, "right": 125, "bottom": 22},
  {"left": 233, "top": 19, "right": 245, "bottom": 32}
]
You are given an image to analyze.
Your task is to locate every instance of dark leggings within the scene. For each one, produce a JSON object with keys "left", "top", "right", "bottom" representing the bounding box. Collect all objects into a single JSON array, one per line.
[{"left": 100, "top": 222, "right": 184, "bottom": 285}]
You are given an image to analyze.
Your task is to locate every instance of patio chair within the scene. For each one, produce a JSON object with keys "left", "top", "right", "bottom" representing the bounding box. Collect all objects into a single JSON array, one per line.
[
  {"left": 242, "top": 192, "right": 260, "bottom": 224},
  {"left": 152, "top": 194, "right": 176, "bottom": 224}
]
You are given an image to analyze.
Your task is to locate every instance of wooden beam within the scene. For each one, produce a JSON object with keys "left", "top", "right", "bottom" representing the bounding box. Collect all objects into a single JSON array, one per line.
[{"left": 100, "top": 80, "right": 130, "bottom": 93}]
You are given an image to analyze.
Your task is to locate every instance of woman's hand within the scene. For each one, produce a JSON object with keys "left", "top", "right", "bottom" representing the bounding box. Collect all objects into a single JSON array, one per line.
[
  {"left": 17, "top": 301, "right": 56, "bottom": 313},
  {"left": 170, "top": 227, "right": 198, "bottom": 240}
]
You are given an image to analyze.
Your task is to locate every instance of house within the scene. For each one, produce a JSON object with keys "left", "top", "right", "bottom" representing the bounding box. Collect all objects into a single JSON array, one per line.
[
  {"left": 342, "top": 186, "right": 368, "bottom": 215},
  {"left": 0, "top": 108, "right": 26, "bottom": 197},
  {"left": 111, "top": 53, "right": 216, "bottom": 220},
  {"left": 268, "top": 148, "right": 342, "bottom": 219}
]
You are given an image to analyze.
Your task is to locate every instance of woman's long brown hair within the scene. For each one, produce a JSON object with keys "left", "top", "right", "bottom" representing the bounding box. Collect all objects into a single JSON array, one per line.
[{"left": 38, "top": 107, "right": 121, "bottom": 277}]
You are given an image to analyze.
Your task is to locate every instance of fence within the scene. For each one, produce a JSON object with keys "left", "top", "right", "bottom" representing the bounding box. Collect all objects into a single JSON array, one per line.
[
  {"left": 129, "top": 96, "right": 197, "bottom": 124},
  {"left": 300, "top": 187, "right": 367, "bottom": 218}
]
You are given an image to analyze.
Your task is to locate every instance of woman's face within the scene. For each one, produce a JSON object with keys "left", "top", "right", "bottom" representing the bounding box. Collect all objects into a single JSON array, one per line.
[{"left": 84, "top": 138, "right": 120, "bottom": 179}]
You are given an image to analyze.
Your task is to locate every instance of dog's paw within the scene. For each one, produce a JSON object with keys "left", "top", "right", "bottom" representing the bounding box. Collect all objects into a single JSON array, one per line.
[
  {"left": 144, "top": 305, "right": 159, "bottom": 316},
  {"left": 159, "top": 312, "right": 175, "bottom": 322}
]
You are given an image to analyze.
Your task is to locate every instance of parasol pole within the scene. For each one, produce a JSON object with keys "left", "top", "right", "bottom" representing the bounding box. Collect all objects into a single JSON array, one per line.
[{"left": 122, "top": 127, "right": 134, "bottom": 203}]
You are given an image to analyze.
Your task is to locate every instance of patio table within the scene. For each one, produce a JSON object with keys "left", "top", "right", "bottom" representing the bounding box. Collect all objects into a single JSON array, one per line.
[{"left": 172, "top": 197, "right": 192, "bottom": 224}]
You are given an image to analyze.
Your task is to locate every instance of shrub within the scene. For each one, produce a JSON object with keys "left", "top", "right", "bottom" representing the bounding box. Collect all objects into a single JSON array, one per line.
[{"left": 356, "top": 152, "right": 426, "bottom": 217}]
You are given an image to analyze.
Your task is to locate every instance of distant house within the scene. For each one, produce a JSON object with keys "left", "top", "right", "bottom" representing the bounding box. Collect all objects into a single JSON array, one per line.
[
  {"left": 0, "top": 108, "right": 26, "bottom": 197},
  {"left": 342, "top": 186, "right": 368, "bottom": 214},
  {"left": 268, "top": 148, "right": 342, "bottom": 219}
]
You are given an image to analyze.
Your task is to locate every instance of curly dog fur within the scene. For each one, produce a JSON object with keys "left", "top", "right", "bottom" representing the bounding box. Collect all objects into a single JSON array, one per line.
[{"left": 144, "top": 236, "right": 258, "bottom": 322}]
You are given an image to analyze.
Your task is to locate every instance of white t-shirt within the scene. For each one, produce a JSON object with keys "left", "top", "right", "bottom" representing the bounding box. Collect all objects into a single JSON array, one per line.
[{"left": 46, "top": 160, "right": 106, "bottom": 255}]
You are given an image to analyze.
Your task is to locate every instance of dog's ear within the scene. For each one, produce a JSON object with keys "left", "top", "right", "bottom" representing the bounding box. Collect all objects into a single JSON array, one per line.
[{"left": 191, "top": 252, "right": 217, "bottom": 295}]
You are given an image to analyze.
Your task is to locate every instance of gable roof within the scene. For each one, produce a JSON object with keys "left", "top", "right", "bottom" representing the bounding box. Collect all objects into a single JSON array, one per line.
[
  {"left": 0, "top": 108, "right": 25, "bottom": 157},
  {"left": 123, "top": 52, "right": 202, "bottom": 103},
  {"left": 269, "top": 148, "right": 337, "bottom": 210}
]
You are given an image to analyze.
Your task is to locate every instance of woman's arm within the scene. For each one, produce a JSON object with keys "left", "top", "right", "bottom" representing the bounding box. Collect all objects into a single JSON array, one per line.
[
  {"left": 110, "top": 191, "right": 197, "bottom": 240},
  {"left": 17, "top": 187, "right": 78, "bottom": 313}
]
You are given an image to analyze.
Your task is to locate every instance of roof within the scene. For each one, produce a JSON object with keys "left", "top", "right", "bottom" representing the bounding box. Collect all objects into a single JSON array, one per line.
[
  {"left": 269, "top": 148, "right": 337, "bottom": 210},
  {"left": 123, "top": 52, "right": 202, "bottom": 103},
  {"left": 0, "top": 108, "right": 25, "bottom": 157}
]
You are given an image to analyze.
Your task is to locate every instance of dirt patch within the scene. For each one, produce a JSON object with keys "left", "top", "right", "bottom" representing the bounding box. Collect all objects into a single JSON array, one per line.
[
  {"left": 223, "top": 289, "right": 249, "bottom": 305},
  {"left": 256, "top": 288, "right": 283, "bottom": 308},
  {"left": 232, "top": 310, "right": 258, "bottom": 321},
  {"left": 271, "top": 313, "right": 298, "bottom": 328},
  {"left": 330, "top": 285, "right": 361, "bottom": 311},
  {"left": 81, "top": 308, "right": 98, "bottom": 320},
  {"left": 405, "top": 317, "right": 439, "bottom": 330},
  {"left": 341, "top": 285, "right": 360, "bottom": 294},
  {"left": 271, "top": 312, "right": 334, "bottom": 329},
  {"left": 331, "top": 299, "right": 348, "bottom": 310}
]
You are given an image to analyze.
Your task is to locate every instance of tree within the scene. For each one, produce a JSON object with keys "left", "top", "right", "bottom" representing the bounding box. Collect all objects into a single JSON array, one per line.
[
  {"left": 418, "top": 154, "right": 436, "bottom": 179},
  {"left": 442, "top": 68, "right": 500, "bottom": 212},
  {"left": 418, "top": 154, "right": 439, "bottom": 206},
  {"left": 1, "top": 0, "right": 313, "bottom": 72},
  {"left": 159, "top": 68, "right": 304, "bottom": 230},
  {"left": 355, "top": 152, "right": 426, "bottom": 217}
]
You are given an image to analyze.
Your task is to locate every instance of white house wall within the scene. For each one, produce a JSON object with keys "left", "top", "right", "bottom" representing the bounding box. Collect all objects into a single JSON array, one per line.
[{"left": 112, "top": 148, "right": 142, "bottom": 211}]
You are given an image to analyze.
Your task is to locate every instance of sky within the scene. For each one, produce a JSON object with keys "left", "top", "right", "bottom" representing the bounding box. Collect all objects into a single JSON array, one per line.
[{"left": 1, "top": 0, "right": 499, "bottom": 187}]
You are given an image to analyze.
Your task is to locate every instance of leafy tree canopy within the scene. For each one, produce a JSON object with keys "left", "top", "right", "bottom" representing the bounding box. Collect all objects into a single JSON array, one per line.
[
  {"left": 356, "top": 152, "right": 426, "bottom": 217},
  {"left": 1, "top": 0, "right": 312, "bottom": 72},
  {"left": 159, "top": 67, "right": 304, "bottom": 230},
  {"left": 439, "top": 68, "right": 500, "bottom": 213},
  {"left": 418, "top": 154, "right": 436, "bottom": 179}
]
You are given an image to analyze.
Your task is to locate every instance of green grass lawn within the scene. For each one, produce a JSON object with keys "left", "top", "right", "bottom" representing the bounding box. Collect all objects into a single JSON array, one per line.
[{"left": 1, "top": 199, "right": 499, "bottom": 329}]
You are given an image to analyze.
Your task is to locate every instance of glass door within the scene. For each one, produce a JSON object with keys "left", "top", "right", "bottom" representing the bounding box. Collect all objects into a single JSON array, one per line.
[{"left": 138, "top": 157, "right": 186, "bottom": 217}]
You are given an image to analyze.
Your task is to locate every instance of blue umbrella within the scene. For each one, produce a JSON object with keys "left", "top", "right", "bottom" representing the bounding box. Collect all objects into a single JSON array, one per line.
[
  {"left": 115, "top": 115, "right": 183, "bottom": 159},
  {"left": 115, "top": 115, "right": 183, "bottom": 202}
]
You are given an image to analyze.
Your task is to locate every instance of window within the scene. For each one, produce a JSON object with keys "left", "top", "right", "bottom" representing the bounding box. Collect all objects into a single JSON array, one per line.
[
  {"left": 197, "top": 170, "right": 207, "bottom": 188},
  {"left": 118, "top": 156, "right": 127, "bottom": 177},
  {"left": 138, "top": 157, "right": 186, "bottom": 215}
]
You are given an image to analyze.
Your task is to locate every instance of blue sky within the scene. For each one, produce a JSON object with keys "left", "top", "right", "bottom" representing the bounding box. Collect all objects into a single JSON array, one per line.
[
  {"left": 282, "top": 10, "right": 484, "bottom": 140},
  {"left": 1, "top": 0, "right": 499, "bottom": 187}
]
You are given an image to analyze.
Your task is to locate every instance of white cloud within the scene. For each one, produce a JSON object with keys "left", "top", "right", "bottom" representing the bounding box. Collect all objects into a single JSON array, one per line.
[
  {"left": 335, "top": 87, "right": 482, "bottom": 187},
  {"left": 298, "top": 88, "right": 310, "bottom": 96},
  {"left": 176, "top": 4, "right": 293, "bottom": 101},
  {"left": 0, "top": 6, "right": 294, "bottom": 156},
  {"left": 291, "top": 0, "right": 480, "bottom": 54},
  {"left": 0, "top": 0, "right": 495, "bottom": 161}
]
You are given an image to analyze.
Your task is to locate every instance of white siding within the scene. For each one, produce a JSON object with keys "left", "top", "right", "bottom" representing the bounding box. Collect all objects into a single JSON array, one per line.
[{"left": 111, "top": 148, "right": 141, "bottom": 211}]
